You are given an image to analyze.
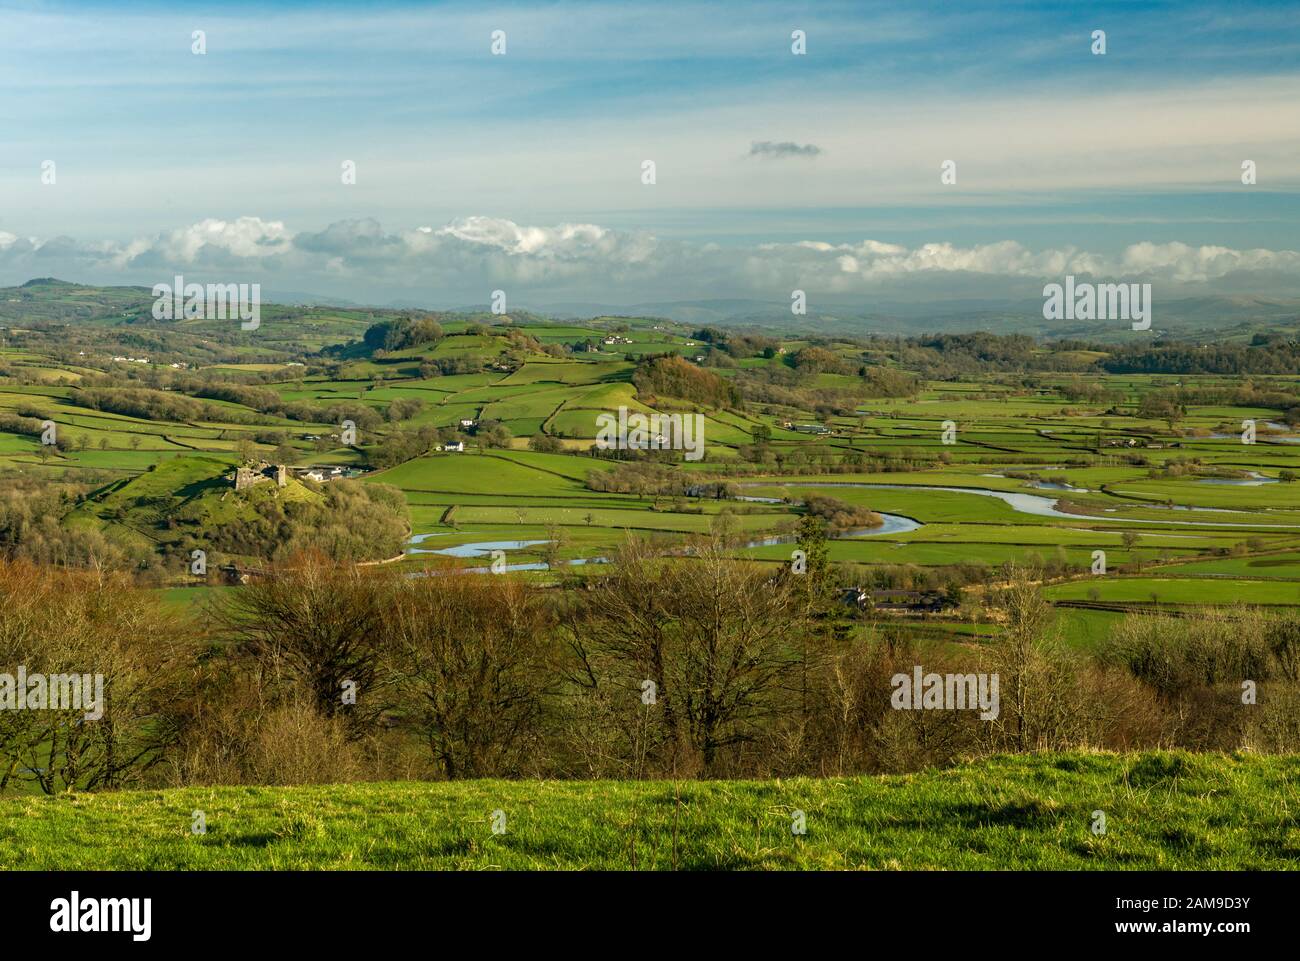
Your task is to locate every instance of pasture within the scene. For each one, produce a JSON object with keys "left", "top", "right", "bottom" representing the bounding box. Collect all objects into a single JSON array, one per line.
[{"left": 2, "top": 752, "right": 1294, "bottom": 870}]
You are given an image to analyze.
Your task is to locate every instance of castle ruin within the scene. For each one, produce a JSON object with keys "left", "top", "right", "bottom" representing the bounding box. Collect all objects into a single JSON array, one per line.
[{"left": 233, "top": 462, "right": 288, "bottom": 491}]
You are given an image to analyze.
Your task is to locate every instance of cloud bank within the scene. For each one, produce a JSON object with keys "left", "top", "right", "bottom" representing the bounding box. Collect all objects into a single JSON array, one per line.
[{"left": 1, "top": 217, "right": 1297, "bottom": 306}]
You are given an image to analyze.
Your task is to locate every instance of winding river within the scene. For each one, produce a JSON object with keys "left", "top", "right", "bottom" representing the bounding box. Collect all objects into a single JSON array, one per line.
[
  {"left": 734, "top": 481, "right": 1300, "bottom": 530},
  {"left": 406, "top": 476, "right": 1300, "bottom": 573}
]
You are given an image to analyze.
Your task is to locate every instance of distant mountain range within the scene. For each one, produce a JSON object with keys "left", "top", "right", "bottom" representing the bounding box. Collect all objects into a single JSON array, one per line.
[
  {"left": 502, "top": 294, "right": 1300, "bottom": 341},
  {"left": 7, "top": 279, "right": 1300, "bottom": 343}
]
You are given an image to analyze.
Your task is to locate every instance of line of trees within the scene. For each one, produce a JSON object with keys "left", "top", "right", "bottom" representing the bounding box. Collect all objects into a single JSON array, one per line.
[{"left": 2, "top": 551, "right": 1298, "bottom": 793}]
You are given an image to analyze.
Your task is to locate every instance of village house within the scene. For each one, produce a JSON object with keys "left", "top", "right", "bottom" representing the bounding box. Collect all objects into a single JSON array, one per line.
[
  {"left": 294, "top": 466, "right": 360, "bottom": 482},
  {"left": 841, "top": 588, "right": 953, "bottom": 615}
]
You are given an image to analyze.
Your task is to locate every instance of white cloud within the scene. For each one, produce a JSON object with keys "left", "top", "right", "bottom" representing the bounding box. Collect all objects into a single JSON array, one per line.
[
  {"left": 140, "top": 217, "right": 294, "bottom": 264},
  {"left": 0, "top": 216, "right": 1296, "bottom": 304},
  {"left": 1119, "top": 241, "right": 1300, "bottom": 282}
]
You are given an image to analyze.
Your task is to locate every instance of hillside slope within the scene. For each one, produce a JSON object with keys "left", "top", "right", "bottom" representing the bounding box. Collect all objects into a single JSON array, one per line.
[
  {"left": 2, "top": 752, "right": 1296, "bottom": 870},
  {"left": 63, "top": 456, "right": 322, "bottom": 556}
]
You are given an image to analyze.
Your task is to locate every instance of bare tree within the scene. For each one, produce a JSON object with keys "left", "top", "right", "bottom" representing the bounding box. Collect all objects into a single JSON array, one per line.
[
  {"left": 574, "top": 537, "right": 804, "bottom": 775},
  {"left": 543, "top": 524, "right": 567, "bottom": 571},
  {"left": 985, "top": 563, "right": 1078, "bottom": 752},
  {"left": 0, "top": 561, "right": 185, "bottom": 793},
  {"left": 383, "top": 568, "right": 555, "bottom": 778},
  {"left": 219, "top": 553, "right": 392, "bottom": 735}
]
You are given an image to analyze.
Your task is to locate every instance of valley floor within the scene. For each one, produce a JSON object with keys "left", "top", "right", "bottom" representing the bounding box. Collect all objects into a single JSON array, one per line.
[{"left": 2, "top": 752, "right": 1296, "bottom": 870}]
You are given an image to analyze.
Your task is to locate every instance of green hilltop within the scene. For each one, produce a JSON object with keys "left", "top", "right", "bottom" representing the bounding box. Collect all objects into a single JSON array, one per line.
[{"left": 64, "top": 455, "right": 324, "bottom": 563}]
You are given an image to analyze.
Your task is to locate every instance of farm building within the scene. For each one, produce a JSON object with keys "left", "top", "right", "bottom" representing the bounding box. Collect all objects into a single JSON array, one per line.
[{"left": 841, "top": 589, "right": 953, "bottom": 614}]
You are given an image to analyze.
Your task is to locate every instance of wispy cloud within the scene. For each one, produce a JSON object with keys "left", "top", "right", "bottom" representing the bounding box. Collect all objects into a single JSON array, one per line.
[
  {"left": 754, "top": 139, "right": 821, "bottom": 158},
  {"left": 749, "top": 141, "right": 823, "bottom": 159}
]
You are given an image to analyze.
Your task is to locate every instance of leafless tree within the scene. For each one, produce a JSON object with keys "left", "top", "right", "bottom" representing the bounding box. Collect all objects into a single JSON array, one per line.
[
  {"left": 573, "top": 537, "right": 805, "bottom": 775},
  {"left": 382, "top": 568, "right": 555, "bottom": 778}
]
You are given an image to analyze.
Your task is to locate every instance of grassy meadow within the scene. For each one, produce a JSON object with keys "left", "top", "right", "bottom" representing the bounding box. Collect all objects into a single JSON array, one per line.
[{"left": 2, "top": 752, "right": 1295, "bottom": 870}]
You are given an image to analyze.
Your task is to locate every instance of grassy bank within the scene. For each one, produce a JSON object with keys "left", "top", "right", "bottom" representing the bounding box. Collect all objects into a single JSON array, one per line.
[{"left": 2, "top": 752, "right": 1297, "bottom": 870}]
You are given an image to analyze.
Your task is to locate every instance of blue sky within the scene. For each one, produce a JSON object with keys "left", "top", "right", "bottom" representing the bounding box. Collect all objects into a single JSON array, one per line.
[{"left": 0, "top": 0, "right": 1297, "bottom": 305}]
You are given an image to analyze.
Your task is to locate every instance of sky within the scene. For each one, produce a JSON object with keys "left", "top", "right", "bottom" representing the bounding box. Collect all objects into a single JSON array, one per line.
[{"left": 0, "top": 0, "right": 1298, "bottom": 308}]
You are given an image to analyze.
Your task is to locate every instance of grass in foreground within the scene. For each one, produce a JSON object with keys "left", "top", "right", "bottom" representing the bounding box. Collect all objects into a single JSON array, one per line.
[{"left": 2, "top": 752, "right": 1297, "bottom": 870}]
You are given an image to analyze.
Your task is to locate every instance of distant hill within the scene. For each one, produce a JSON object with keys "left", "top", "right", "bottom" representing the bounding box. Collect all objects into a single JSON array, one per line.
[
  {"left": 537, "top": 294, "right": 1300, "bottom": 342},
  {"left": 0, "top": 278, "right": 154, "bottom": 326},
  {"left": 5, "top": 279, "right": 1300, "bottom": 345}
]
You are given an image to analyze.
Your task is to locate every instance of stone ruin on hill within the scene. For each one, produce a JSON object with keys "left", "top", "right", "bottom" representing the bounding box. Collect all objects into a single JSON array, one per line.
[{"left": 232, "top": 462, "right": 287, "bottom": 491}]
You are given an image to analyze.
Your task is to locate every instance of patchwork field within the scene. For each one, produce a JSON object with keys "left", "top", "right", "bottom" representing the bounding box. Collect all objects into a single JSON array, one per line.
[{"left": 4, "top": 295, "right": 1300, "bottom": 648}]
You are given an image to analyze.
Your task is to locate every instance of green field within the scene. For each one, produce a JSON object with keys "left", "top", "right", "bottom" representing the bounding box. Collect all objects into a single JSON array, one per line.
[
  {"left": 9, "top": 282, "right": 1300, "bottom": 699},
  {"left": 2, "top": 752, "right": 1294, "bottom": 870},
  {"left": 1045, "top": 576, "right": 1300, "bottom": 606}
]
